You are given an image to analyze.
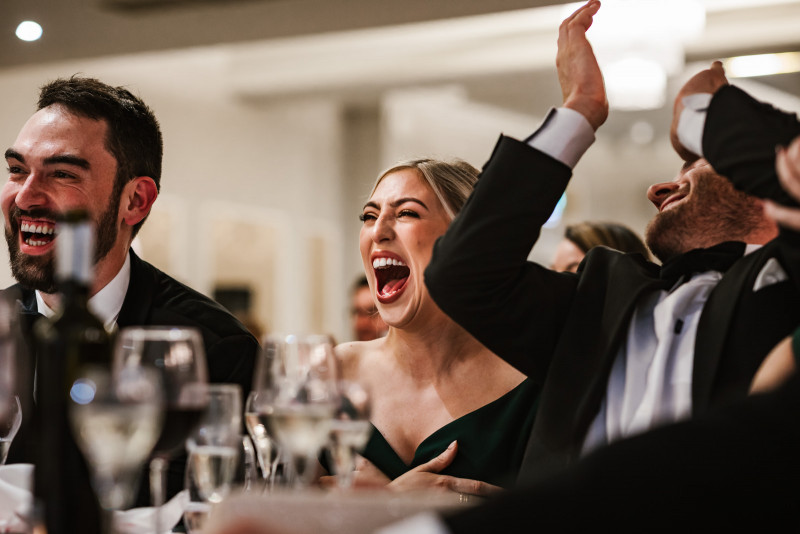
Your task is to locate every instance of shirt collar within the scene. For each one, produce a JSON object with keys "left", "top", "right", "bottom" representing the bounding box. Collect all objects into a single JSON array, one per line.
[{"left": 36, "top": 252, "right": 131, "bottom": 331}]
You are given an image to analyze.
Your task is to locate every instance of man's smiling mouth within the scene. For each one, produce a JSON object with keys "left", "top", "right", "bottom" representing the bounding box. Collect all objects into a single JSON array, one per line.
[
  {"left": 660, "top": 194, "right": 687, "bottom": 213},
  {"left": 20, "top": 219, "right": 55, "bottom": 247}
]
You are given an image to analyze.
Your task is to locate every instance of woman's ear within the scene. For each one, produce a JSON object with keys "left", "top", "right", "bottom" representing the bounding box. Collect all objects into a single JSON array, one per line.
[{"left": 120, "top": 176, "right": 158, "bottom": 227}]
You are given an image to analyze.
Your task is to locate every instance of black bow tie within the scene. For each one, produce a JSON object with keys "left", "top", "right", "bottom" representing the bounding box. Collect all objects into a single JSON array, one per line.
[{"left": 659, "top": 241, "right": 746, "bottom": 286}]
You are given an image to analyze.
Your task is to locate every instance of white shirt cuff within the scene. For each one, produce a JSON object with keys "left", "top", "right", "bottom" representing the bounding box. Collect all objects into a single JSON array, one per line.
[
  {"left": 374, "top": 512, "right": 451, "bottom": 534},
  {"left": 676, "top": 93, "right": 712, "bottom": 158},
  {"left": 527, "top": 107, "right": 595, "bottom": 169}
]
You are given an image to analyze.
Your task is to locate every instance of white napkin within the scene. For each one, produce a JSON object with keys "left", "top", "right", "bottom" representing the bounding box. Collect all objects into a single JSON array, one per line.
[
  {"left": 0, "top": 464, "right": 188, "bottom": 534},
  {"left": 0, "top": 463, "right": 32, "bottom": 533},
  {"left": 113, "top": 490, "right": 189, "bottom": 534}
]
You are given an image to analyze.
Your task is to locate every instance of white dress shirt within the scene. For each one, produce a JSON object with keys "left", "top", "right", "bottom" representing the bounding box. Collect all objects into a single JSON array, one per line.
[{"left": 36, "top": 252, "right": 131, "bottom": 332}]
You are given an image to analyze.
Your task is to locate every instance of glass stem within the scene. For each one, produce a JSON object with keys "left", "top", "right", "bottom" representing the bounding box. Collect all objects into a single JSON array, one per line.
[{"left": 149, "top": 456, "right": 168, "bottom": 533}]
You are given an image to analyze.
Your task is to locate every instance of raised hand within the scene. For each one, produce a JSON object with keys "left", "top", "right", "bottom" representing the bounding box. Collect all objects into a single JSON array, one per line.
[
  {"left": 670, "top": 60, "right": 729, "bottom": 162},
  {"left": 557, "top": 0, "right": 608, "bottom": 131},
  {"left": 764, "top": 134, "right": 800, "bottom": 229}
]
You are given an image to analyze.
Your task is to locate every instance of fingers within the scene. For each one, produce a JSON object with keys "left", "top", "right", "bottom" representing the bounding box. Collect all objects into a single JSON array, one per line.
[
  {"left": 317, "top": 475, "right": 336, "bottom": 488},
  {"left": 556, "top": 0, "right": 607, "bottom": 129},
  {"left": 764, "top": 200, "right": 800, "bottom": 231},
  {"left": 562, "top": 0, "right": 600, "bottom": 29},
  {"left": 776, "top": 137, "right": 800, "bottom": 200},
  {"left": 439, "top": 476, "right": 503, "bottom": 497},
  {"left": 413, "top": 440, "right": 458, "bottom": 474}
]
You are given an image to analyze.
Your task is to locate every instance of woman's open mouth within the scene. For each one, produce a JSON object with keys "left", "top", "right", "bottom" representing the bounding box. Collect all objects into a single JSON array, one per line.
[{"left": 372, "top": 254, "right": 410, "bottom": 303}]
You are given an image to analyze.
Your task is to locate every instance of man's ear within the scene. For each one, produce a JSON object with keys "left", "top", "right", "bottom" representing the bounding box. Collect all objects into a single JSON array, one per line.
[{"left": 120, "top": 176, "right": 158, "bottom": 227}]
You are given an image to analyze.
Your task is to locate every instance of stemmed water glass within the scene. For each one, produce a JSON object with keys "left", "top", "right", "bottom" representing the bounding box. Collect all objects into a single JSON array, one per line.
[
  {"left": 114, "top": 327, "right": 208, "bottom": 532},
  {"left": 0, "top": 293, "right": 20, "bottom": 465},
  {"left": 244, "top": 391, "right": 282, "bottom": 490},
  {"left": 326, "top": 380, "right": 372, "bottom": 490},
  {"left": 183, "top": 384, "right": 242, "bottom": 533},
  {"left": 0, "top": 396, "right": 21, "bottom": 465},
  {"left": 251, "top": 334, "right": 339, "bottom": 489},
  {"left": 186, "top": 383, "right": 242, "bottom": 504},
  {"left": 68, "top": 366, "right": 164, "bottom": 532}
]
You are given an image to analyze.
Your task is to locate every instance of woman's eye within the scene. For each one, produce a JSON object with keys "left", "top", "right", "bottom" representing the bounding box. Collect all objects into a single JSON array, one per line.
[
  {"left": 398, "top": 210, "right": 419, "bottom": 218},
  {"left": 359, "top": 213, "right": 377, "bottom": 222}
]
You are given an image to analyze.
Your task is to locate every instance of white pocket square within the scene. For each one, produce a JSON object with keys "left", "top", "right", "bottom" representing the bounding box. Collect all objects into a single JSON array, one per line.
[{"left": 753, "top": 257, "right": 788, "bottom": 292}]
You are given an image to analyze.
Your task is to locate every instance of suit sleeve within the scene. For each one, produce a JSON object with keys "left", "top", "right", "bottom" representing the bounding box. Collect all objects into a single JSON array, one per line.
[
  {"left": 704, "top": 85, "right": 800, "bottom": 206},
  {"left": 425, "top": 135, "right": 579, "bottom": 382}
]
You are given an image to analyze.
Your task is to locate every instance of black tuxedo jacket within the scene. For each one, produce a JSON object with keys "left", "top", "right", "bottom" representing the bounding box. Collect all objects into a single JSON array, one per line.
[
  {"left": 443, "top": 371, "right": 800, "bottom": 531},
  {"left": 426, "top": 85, "right": 800, "bottom": 484},
  {"left": 6, "top": 250, "right": 259, "bottom": 505}
]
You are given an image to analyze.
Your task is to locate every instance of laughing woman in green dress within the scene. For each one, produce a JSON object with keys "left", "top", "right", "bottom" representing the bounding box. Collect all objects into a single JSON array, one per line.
[{"left": 334, "top": 159, "right": 539, "bottom": 495}]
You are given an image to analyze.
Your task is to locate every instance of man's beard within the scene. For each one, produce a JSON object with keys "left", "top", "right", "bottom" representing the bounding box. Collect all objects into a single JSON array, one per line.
[
  {"left": 645, "top": 173, "right": 765, "bottom": 263},
  {"left": 5, "top": 195, "right": 120, "bottom": 293}
]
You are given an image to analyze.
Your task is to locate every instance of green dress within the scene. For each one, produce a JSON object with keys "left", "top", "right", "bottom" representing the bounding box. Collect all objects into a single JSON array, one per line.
[{"left": 361, "top": 379, "right": 539, "bottom": 488}]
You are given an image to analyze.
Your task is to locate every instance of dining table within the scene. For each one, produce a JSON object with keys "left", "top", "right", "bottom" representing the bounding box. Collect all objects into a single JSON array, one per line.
[{"left": 202, "top": 487, "right": 476, "bottom": 534}]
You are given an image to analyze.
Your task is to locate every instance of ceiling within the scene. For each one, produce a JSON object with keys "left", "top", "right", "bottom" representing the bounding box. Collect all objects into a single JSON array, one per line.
[{"left": 3, "top": 0, "right": 800, "bottom": 137}]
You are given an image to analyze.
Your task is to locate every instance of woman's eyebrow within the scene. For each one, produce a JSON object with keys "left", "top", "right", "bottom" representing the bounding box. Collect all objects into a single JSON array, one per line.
[{"left": 362, "top": 198, "right": 428, "bottom": 210}]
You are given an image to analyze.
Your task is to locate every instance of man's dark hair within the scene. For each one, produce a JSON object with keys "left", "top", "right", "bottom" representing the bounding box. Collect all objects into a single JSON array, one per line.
[
  {"left": 352, "top": 274, "right": 369, "bottom": 295},
  {"left": 37, "top": 75, "right": 163, "bottom": 236}
]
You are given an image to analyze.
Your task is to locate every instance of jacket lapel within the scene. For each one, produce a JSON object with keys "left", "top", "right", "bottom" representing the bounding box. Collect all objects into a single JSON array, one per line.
[
  {"left": 116, "top": 250, "right": 155, "bottom": 328},
  {"left": 691, "top": 251, "right": 756, "bottom": 413}
]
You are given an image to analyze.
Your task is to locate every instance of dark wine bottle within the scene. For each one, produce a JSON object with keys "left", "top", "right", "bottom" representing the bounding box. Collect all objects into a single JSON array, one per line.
[{"left": 32, "top": 209, "right": 109, "bottom": 534}]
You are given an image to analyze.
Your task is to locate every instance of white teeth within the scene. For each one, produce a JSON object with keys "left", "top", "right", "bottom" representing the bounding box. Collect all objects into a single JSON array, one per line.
[
  {"left": 20, "top": 222, "right": 54, "bottom": 235},
  {"left": 372, "top": 257, "right": 407, "bottom": 269}
]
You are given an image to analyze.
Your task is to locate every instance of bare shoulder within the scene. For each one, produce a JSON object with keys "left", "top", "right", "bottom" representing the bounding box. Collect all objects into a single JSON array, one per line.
[{"left": 335, "top": 338, "right": 385, "bottom": 380}]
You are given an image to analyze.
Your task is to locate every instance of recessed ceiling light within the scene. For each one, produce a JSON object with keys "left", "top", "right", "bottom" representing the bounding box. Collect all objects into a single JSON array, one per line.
[
  {"left": 724, "top": 52, "right": 800, "bottom": 78},
  {"left": 16, "top": 21, "right": 43, "bottom": 42}
]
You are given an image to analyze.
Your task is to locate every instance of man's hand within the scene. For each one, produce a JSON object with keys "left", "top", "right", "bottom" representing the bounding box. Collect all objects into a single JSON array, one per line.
[
  {"left": 670, "top": 61, "right": 729, "bottom": 162},
  {"left": 387, "top": 441, "right": 501, "bottom": 496},
  {"left": 557, "top": 0, "right": 608, "bottom": 131},
  {"left": 764, "top": 134, "right": 800, "bottom": 229}
]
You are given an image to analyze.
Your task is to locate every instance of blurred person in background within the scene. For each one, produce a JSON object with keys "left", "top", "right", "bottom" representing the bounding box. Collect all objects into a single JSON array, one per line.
[
  {"left": 350, "top": 274, "right": 387, "bottom": 341},
  {"left": 551, "top": 221, "right": 650, "bottom": 272}
]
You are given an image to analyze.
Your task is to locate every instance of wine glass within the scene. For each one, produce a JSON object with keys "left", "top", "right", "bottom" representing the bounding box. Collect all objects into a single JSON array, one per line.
[
  {"left": 244, "top": 391, "right": 282, "bottom": 490},
  {"left": 186, "top": 383, "right": 242, "bottom": 504},
  {"left": 0, "top": 395, "right": 21, "bottom": 465},
  {"left": 251, "top": 334, "right": 338, "bottom": 489},
  {"left": 326, "top": 380, "right": 372, "bottom": 490},
  {"left": 0, "top": 293, "right": 20, "bottom": 465},
  {"left": 68, "top": 366, "right": 164, "bottom": 532},
  {"left": 114, "top": 326, "right": 208, "bottom": 532}
]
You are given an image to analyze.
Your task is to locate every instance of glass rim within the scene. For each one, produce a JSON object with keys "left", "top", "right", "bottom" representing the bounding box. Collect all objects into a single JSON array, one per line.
[{"left": 117, "top": 326, "right": 203, "bottom": 342}]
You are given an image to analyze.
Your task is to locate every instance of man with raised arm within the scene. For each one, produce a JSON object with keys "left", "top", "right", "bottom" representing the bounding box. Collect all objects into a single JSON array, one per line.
[{"left": 425, "top": 0, "right": 800, "bottom": 486}]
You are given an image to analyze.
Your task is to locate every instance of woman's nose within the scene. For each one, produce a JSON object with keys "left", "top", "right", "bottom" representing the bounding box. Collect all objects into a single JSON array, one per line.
[
  {"left": 372, "top": 214, "right": 395, "bottom": 242},
  {"left": 646, "top": 181, "right": 680, "bottom": 209}
]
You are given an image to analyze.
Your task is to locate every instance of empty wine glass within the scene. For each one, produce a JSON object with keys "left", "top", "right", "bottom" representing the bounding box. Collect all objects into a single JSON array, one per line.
[
  {"left": 327, "top": 380, "right": 372, "bottom": 490},
  {"left": 0, "top": 396, "right": 21, "bottom": 465},
  {"left": 251, "top": 334, "right": 339, "bottom": 489},
  {"left": 68, "top": 366, "right": 163, "bottom": 533},
  {"left": 114, "top": 326, "right": 208, "bottom": 533},
  {"left": 244, "top": 391, "right": 281, "bottom": 490}
]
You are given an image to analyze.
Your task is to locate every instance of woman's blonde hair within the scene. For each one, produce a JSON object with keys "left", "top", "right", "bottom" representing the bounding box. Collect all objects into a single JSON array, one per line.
[{"left": 370, "top": 159, "right": 479, "bottom": 220}]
